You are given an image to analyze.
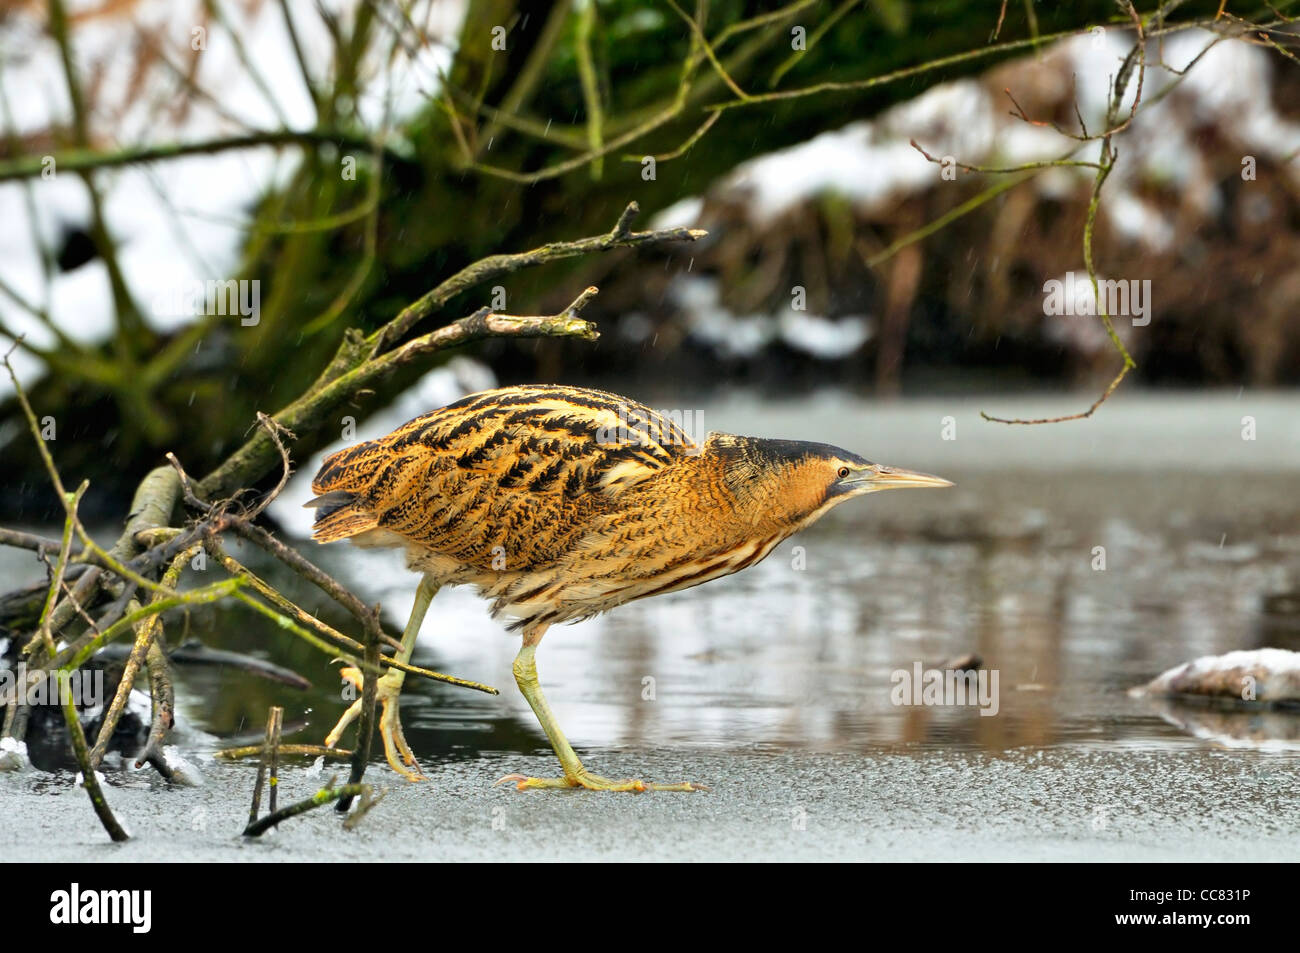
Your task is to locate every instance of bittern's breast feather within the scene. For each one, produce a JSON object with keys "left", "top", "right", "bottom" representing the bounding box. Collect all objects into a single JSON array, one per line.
[{"left": 306, "top": 385, "right": 700, "bottom": 571}]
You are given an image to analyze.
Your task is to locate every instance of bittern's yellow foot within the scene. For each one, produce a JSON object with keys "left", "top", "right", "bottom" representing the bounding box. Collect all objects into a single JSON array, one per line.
[
  {"left": 494, "top": 770, "right": 707, "bottom": 793},
  {"left": 326, "top": 667, "right": 427, "bottom": 782}
]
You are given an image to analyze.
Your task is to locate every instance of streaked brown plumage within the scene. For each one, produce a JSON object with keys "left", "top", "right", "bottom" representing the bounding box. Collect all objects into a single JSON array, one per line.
[{"left": 308, "top": 384, "right": 952, "bottom": 789}]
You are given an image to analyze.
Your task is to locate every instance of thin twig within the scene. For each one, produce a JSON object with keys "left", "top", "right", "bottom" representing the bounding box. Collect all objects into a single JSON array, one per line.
[
  {"left": 770, "top": 0, "right": 861, "bottom": 88},
  {"left": 910, "top": 139, "right": 1101, "bottom": 174},
  {"left": 216, "top": 743, "right": 352, "bottom": 761},
  {"left": 165, "top": 452, "right": 213, "bottom": 514},
  {"left": 35, "top": 481, "right": 88, "bottom": 658},
  {"left": 268, "top": 706, "right": 284, "bottom": 813},
  {"left": 667, "top": 0, "right": 750, "bottom": 101},
  {"left": 223, "top": 520, "right": 390, "bottom": 650},
  {"left": 337, "top": 611, "right": 379, "bottom": 813},
  {"left": 205, "top": 539, "right": 396, "bottom": 655},
  {"left": 245, "top": 413, "right": 295, "bottom": 520},
  {"left": 981, "top": 1, "right": 1144, "bottom": 424},
  {"left": 88, "top": 544, "right": 199, "bottom": 770},
  {"left": 243, "top": 777, "right": 376, "bottom": 836},
  {"left": 861, "top": 170, "right": 1038, "bottom": 269},
  {"left": 372, "top": 201, "right": 703, "bottom": 350},
  {"left": 630, "top": 111, "right": 720, "bottom": 163},
  {"left": 63, "top": 678, "right": 129, "bottom": 842},
  {"left": 248, "top": 706, "right": 281, "bottom": 826},
  {"left": 0, "top": 130, "right": 408, "bottom": 184},
  {"left": 992, "top": 0, "right": 1009, "bottom": 41},
  {"left": 56, "top": 578, "right": 243, "bottom": 672}
]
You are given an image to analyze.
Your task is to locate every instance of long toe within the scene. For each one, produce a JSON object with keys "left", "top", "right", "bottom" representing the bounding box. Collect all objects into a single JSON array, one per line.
[
  {"left": 324, "top": 698, "right": 362, "bottom": 749},
  {"left": 494, "top": 771, "right": 705, "bottom": 792},
  {"left": 380, "top": 702, "right": 426, "bottom": 782},
  {"left": 389, "top": 707, "right": 426, "bottom": 777},
  {"left": 646, "top": 780, "right": 709, "bottom": 792}
]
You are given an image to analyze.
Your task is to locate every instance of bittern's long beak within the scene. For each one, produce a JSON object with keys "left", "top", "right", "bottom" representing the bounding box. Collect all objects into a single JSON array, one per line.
[{"left": 858, "top": 465, "right": 954, "bottom": 491}]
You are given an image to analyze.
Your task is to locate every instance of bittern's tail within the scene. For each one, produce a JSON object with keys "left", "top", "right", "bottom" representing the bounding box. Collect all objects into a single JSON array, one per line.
[
  {"left": 303, "top": 489, "right": 379, "bottom": 542},
  {"left": 305, "top": 443, "right": 384, "bottom": 542}
]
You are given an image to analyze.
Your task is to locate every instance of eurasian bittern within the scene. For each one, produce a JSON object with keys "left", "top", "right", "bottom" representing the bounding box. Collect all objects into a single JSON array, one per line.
[{"left": 307, "top": 384, "right": 952, "bottom": 789}]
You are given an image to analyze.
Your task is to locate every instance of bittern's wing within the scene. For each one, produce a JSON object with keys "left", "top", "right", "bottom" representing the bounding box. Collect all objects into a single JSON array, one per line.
[{"left": 306, "top": 385, "right": 698, "bottom": 568}]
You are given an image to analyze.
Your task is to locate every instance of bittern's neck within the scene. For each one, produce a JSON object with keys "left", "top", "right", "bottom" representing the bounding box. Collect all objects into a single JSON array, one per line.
[{"left": 706, "top": 434, "right": 832, "bottom": 528}]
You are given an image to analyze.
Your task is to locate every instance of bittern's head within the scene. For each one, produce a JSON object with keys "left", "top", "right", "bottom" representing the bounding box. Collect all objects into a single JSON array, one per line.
[{"left": 708, "top": 434, "right": 953, "bottom": 526}]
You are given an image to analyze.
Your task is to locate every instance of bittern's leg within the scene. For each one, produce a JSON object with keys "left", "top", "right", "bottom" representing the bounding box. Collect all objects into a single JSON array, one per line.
[
  {"left": 325, "top": 574, "right": 440, "bottom": 782},
  {"left": 497, "top": 634, "right": 704, "bottom": 793}
]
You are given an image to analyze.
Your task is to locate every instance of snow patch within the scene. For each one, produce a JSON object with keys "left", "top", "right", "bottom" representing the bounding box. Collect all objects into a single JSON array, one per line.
[
  {"left": 1136, "top": 648, "right": 1300, "bottom": 704},
  {"left": 779, "top": 312, "right": 872, "bottom": 359},
  {"left": 651, "top": 197, "right": 704, "bottom": 230},
  {"left": 0, "top": 736, "right": 29, "bottom": 772},
  {"left": 162, "top": 745, "right": 203, "bottom": 787}
]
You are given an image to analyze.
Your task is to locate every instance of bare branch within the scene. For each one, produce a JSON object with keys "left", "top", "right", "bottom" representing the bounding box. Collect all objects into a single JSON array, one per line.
[{"left": 0, "top": 130, "right": 409, "bottom": 184}]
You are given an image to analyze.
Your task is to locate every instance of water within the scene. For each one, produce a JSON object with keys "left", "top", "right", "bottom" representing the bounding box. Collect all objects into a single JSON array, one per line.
[{"left": 3, "top": 391, "right": 1299, "bottom": 860}]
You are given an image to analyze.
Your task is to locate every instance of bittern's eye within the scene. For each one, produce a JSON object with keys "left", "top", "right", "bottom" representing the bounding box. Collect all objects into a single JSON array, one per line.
[{"left": 836, "top": 466, "right": 851, "bottom": 479}]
